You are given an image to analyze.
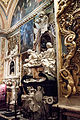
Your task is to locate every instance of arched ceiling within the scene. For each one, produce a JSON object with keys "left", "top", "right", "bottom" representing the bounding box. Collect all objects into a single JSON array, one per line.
[
  {"left": 1, "top": 0, "right": 10, "bottom": 6},
  {"left": 0, "top": 0, "right": 14, "bottom": 15},
  {"left": 0, "top": 0, "right": 19, "bottom": 29}
]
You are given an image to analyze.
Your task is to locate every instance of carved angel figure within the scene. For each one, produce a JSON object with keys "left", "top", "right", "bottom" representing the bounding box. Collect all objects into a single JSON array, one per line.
[
  {"left": 23, "top": 42, "right": 56, "bottom": 77},
  {"left": 60, "top": 68, "right": 76, "bottom": 98},
  {"left": 41, "top": 42, "right": 56, "bottom": 76}
]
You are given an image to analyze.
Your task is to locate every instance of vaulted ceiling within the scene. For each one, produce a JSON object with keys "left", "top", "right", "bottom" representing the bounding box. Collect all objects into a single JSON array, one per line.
[
  {"left": 0, "top": 0, "right": 19, "bottom": 29},
  {"left": 1, "top": 0, "right": 10, "bottom": 6},
  {"left": 0, "top": 0, "right": 15, "bottom": 15}
]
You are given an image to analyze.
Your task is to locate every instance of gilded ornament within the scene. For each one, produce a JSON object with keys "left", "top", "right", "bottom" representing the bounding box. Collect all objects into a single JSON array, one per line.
[{"left": 58, "top": 2, "right": 79, "bottom": 97}]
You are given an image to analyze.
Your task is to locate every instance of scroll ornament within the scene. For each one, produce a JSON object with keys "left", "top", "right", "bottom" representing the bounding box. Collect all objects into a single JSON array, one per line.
[{"left": 59, "top": 13, "right": 77, "bottom": 98}]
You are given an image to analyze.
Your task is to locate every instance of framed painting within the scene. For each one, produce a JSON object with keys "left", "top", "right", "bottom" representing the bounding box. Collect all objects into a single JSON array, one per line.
[{"left": 20, "top": 19, "right": 34, "bottom": 53}]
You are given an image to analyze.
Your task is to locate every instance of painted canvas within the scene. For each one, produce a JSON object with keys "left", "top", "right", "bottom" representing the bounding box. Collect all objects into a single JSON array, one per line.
[
  {"left": 20, "top": 19, "right": 34, "bottom": 53},
  {"left": 11, "top": 0, "right": 45, "bottom": 26}
]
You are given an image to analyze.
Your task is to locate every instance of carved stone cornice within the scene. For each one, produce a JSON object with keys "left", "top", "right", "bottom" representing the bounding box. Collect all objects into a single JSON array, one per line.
[
  {"left": 7, "top": 0, "right": 53, "bottom": 34},
  {"left": 0, "top": 0, "right": 53, "bottom": 32}
]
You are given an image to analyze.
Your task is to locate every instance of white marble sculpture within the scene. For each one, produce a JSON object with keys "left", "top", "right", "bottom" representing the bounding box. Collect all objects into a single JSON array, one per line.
[
  {"left": 34, "top": 11, "right": 48, "bottom": 51},
  {"left": 41, "top": 42, "right": 56, "bottom": 76},
  {"left": 23, "top": 42, "right": 56, "bottom": 77}
]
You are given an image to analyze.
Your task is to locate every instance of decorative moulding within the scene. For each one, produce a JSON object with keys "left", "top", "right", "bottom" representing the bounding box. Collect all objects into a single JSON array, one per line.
[
  {"left": 58, "top": 0, "right": 80, "bottom": 98},
  {"left": 7, "top": 0, "right": 53, "bottom": 34},
  {"left": 0, "top": 0, "right": 53, "bottom": 35}
]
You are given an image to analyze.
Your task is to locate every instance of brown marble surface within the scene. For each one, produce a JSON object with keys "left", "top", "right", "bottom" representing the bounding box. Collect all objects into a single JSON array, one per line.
[{"left": 54, "top": 95, "right": 80, "bottom": 111}]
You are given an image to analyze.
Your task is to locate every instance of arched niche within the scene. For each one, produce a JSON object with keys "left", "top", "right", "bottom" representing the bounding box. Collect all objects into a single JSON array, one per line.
[
  {"left": 40, "top": 31, "right": 54, "bottom": 52},
  {"left": 10, "top": 60, "right": 15, "bottom": 75}
]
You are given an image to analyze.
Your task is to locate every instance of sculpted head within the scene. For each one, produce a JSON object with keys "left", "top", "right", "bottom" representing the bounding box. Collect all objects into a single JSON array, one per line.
[{"left": 46, "top": 42, "right": 53, "bottom": 48}]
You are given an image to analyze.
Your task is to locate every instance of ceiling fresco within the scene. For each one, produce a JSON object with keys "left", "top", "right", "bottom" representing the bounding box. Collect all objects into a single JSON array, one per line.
[
  {"left": 0, "top": 0, "right": 46, "bottom": 28},
  {"left": 11, "top": 0, "right": 45, "bottom": 26},
  {"left": 0, "top": 0, "right": 52, "bottom": 29}
]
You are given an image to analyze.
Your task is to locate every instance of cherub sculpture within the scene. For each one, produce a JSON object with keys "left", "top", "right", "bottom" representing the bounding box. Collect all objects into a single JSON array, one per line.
[{"left": 60, "top": 68, "right": 76, "bottom": 98}]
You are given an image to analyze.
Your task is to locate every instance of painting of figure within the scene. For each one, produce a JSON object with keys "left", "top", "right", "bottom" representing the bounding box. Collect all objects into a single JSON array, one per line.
[
  {"left": 11, "top": 0, "right": 46, "bottom": 26},
  {"left": 20, "top": 19, "right": 34, "bottom": 53}
]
